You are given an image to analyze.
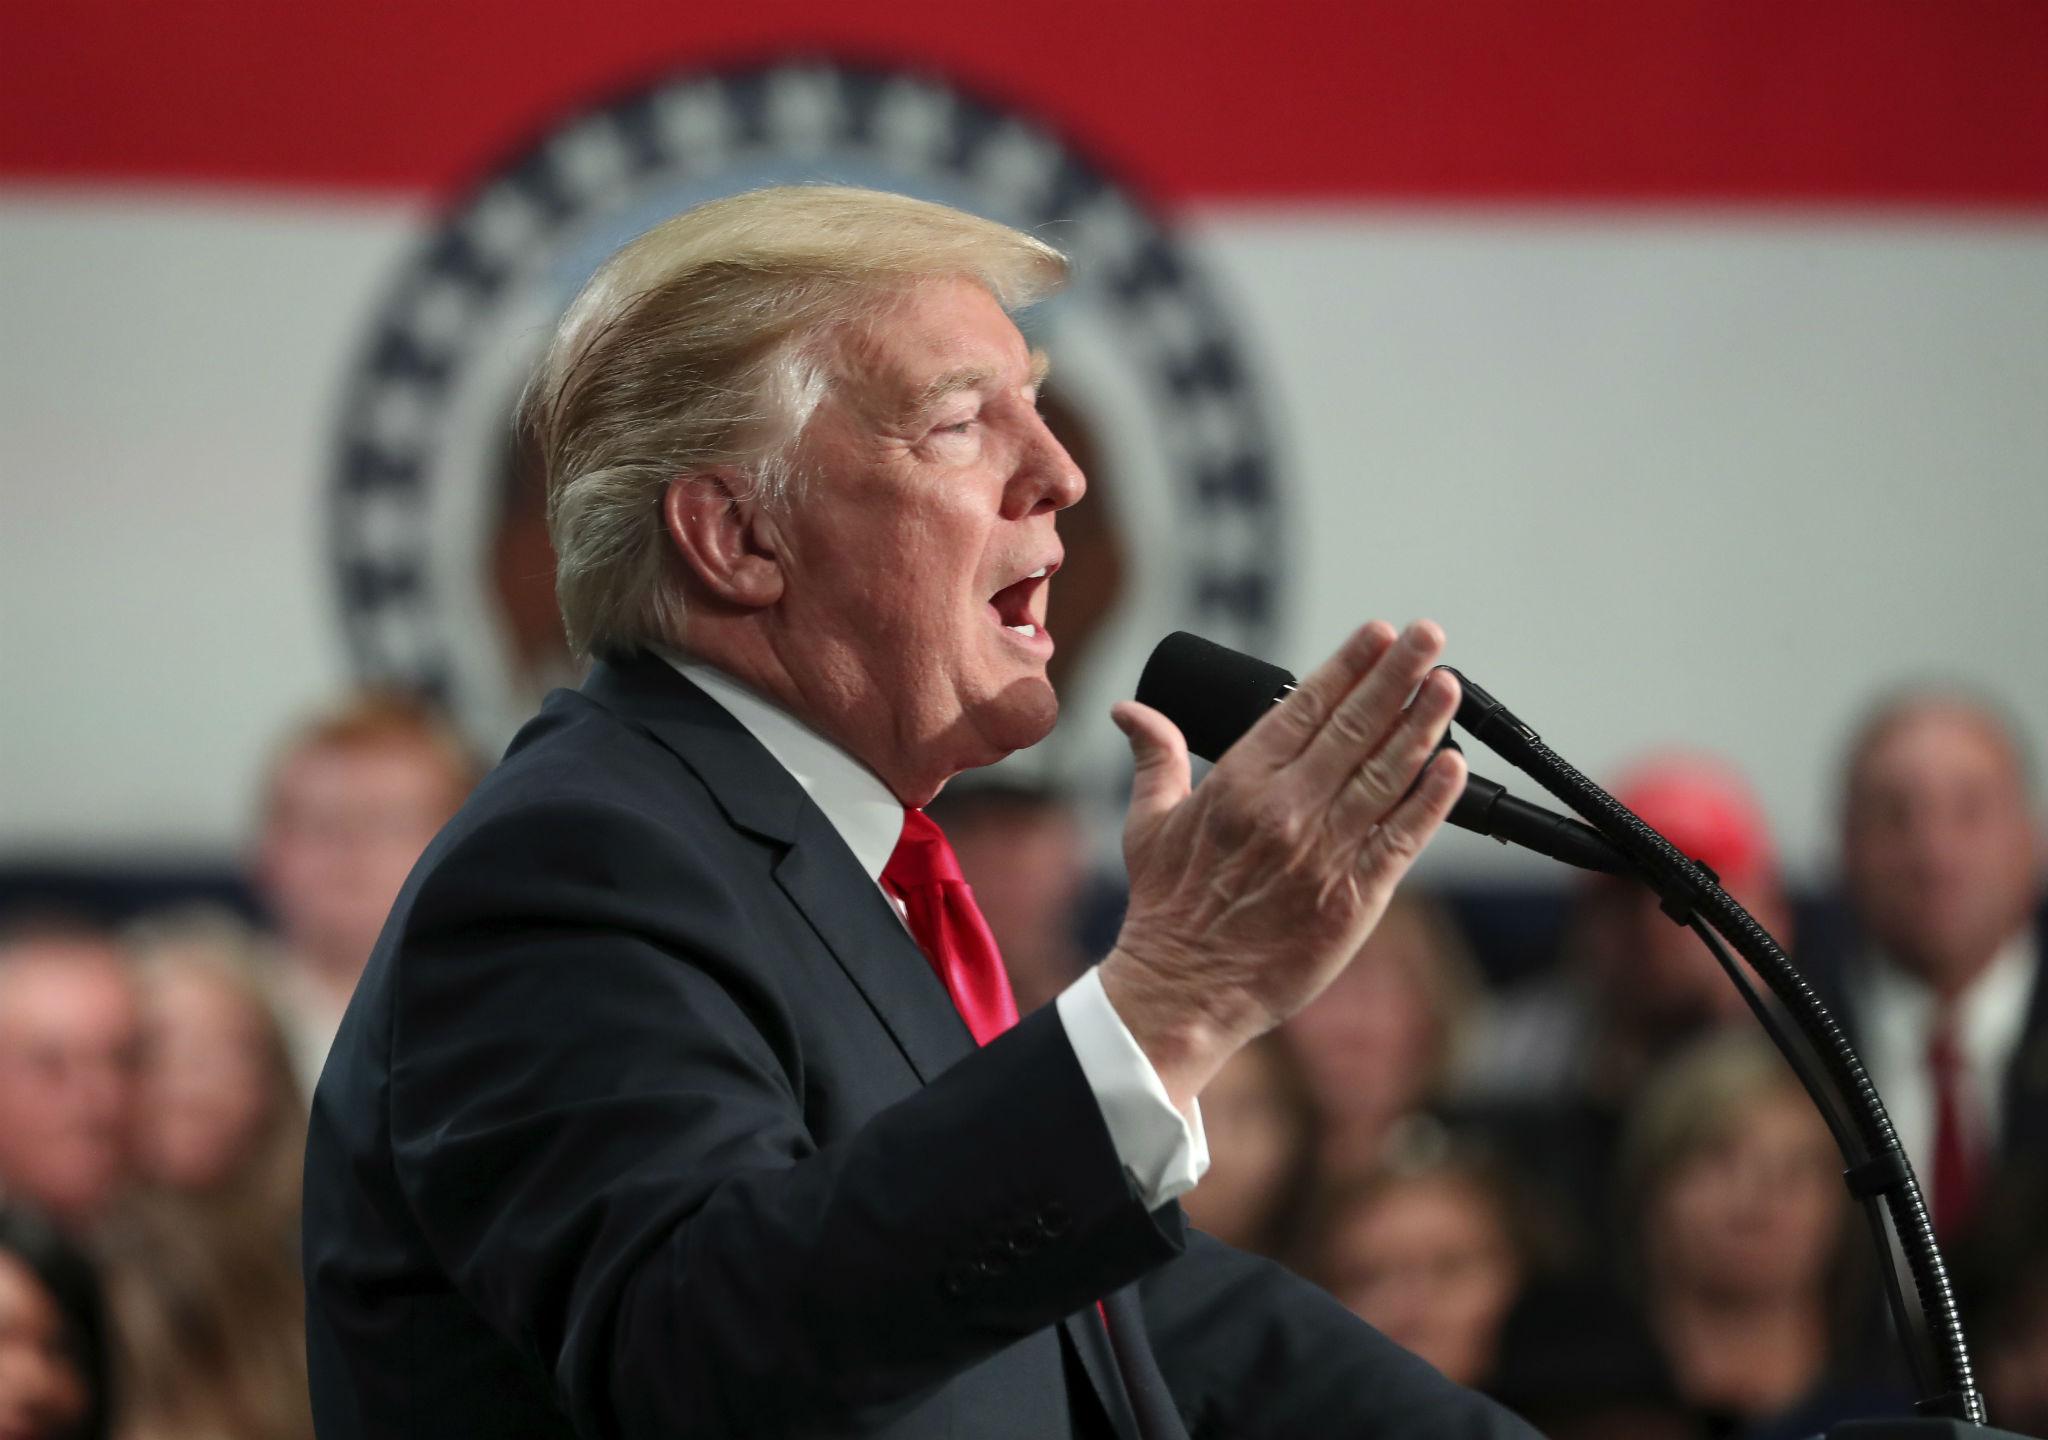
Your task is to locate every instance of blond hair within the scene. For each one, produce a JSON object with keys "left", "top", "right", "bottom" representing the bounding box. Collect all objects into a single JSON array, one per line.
[
  {"left": 123, "top": 907, "right": 306, "bottom": 1233},
  {"left": 1620, "top": 1031, "right": 1796, "bottom": 1204},
  {"left": 519, "top": 185, "right": 1069, "bottom": 659}
]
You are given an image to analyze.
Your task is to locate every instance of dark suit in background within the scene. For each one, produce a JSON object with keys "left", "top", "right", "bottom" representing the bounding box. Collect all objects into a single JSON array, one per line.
[{"left": 304, "top": 654, "right": 1537, "bottom": 1438}]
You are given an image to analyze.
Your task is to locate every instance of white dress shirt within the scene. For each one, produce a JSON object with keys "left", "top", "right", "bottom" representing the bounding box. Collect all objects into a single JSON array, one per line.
[
  {"left": 666, "top": 655, "right": 1208, "bottom": 1209},
  {"left": 1854, "top": 930, "right": 2038, "bottom": 1180}
]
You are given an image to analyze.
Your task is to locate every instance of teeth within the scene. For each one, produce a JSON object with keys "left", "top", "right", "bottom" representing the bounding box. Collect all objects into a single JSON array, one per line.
[
  {"left": 1007, "top": 624, "right": 1038, "bottom": 637},
  {"left": 1026, "top": 567, "right": 1048, "bottom": 579}
]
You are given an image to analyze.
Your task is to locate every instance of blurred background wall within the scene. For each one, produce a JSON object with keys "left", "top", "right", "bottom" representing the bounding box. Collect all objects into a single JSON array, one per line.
[{"left": 3, "top": 0, "right": 2046, "bottom": 890}]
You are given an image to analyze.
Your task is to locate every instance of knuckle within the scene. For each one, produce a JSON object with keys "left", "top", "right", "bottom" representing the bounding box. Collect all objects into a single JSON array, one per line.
[
  {"left": 1351, "top": 749, "right": 1407, "bottom": 809},
  {"left": 1326, "top": 702, "right": 1381, "bottom": 749},
  {"left": 1370, "top": 818, "right": 1422, "bottom": 866},
  {"left": 1250, "top": 792, "right": 1305, "bottom": 849}
]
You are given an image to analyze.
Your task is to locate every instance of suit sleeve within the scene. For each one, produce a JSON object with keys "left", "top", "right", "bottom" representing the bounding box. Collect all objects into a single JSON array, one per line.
[
  {"left": 1138, "top": 1230, "right": 1543, "bottom": 1439},
  {"left": 382, "top": 796, "right": 1180, "bottom": 1438}
]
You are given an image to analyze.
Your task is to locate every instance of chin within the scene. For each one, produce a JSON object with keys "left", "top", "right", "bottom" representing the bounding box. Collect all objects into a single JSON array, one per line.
[{"left": 973, "top": 675, "right": 1061, "bottom": 758}]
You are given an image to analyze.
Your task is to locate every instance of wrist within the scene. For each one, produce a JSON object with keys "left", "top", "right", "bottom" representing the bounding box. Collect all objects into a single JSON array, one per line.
[{"left": 1096, "top": 943, "right": 1260, "bottom": 1112}]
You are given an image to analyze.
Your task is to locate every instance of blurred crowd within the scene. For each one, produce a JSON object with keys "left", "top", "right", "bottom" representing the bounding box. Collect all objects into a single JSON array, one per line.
[{"left": 3, "top": 684, "right": 2045, "bottom": 1439}]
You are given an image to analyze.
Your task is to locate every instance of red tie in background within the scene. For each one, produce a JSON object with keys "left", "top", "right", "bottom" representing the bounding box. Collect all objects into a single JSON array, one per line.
[
  {"left": 882, "top": 807, "right": 1021, "bottom": 1045},
  {"left": 1926, "top": 1014, "right": 1983, "bottom": 1240}
]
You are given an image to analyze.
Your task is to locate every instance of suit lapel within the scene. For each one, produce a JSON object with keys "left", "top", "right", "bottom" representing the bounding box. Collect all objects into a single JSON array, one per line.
[
  {"left": 1100, "top": 1288, "right": 1190, "bottom": 1440},
  {"left": 2001, "top": 935, "right": 2048, "bottom": 1156},
  {"left": 578, "top": 655, "right": 974, "bottom": 1084},
  {"left": 1062, "top": 1307, "right": 1143, "bottom": 1440},
  {"left": 773, "top": 807, "right": 975, "bottom": 1083}
]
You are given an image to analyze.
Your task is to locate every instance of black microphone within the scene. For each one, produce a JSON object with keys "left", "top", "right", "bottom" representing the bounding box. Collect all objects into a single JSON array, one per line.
[{"left": 1135, "top": 632, "right": 1629, "bottom": 875}]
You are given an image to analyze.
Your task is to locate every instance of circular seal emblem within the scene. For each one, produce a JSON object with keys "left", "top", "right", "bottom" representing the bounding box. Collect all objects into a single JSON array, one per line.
[{"left": 331, "top": 57, "right": 1286, "bottom": 805}]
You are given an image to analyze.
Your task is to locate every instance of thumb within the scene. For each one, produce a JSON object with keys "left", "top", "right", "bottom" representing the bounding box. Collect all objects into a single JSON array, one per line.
[{"left": 1112, "top": 700, "right": 1191, "bottom": 831}]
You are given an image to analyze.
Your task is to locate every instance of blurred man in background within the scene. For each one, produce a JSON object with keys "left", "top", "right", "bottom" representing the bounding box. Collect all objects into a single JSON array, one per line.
[
  {"left": 1457, "top": 754, "right": 1791, "bottom": 1244},
  {"left": 1466, "top": 753, "right": 1791, "bottom": 1107},
  {"left": 0, "top": 923, "right": 140, "bottom": 1233},
  {"left": 926, "top": 780, "right": 1093, "bottom": 1015},
  {"left": 1834, "top": 690, "right": 2047, "bottom": 1241},
  {"left": 252, "top": 693, "right": 478, "bottom": 1095}
]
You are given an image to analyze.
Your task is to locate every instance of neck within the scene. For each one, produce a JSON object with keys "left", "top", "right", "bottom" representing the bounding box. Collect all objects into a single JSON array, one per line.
[
  {"left": 1895, "top": 935, "right": 2013, "bottom": 1005},
  {"left": 1654, "top": 1284, "right": 1828, "bottom": 1416},
  {"left": 676, "top": 628, "right": 960, "bottom": 806}
]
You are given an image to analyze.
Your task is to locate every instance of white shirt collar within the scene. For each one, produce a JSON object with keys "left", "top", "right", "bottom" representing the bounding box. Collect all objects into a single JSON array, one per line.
[
  {"left": 660, "top": 651, "right": 906, "bottom": 883},
  {"left": 1864, "top": 929, "right": 2038, "bottom": 1057}
]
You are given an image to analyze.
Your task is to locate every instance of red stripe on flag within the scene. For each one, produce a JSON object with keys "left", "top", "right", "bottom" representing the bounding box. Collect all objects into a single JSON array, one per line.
[{"left": 3, "top": 0, "right": 2046, "bottom": 207}]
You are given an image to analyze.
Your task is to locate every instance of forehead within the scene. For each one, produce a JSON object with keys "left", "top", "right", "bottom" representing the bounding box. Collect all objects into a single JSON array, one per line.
[
  {"left": 838, "top": 277, "right": 1033, "bottom": 403},
  {"left": 275, "top": 735, "right": 457, "bottom": 796},
  {"left": 1855, "top": 704, "right": 2025, "bottom": 794},
  {"left": 1356, "top": 1173, "right": 1498, "bottom": 1238},
  {"left": 0, "top": 946, "right": 137, "bottom": 1025}
]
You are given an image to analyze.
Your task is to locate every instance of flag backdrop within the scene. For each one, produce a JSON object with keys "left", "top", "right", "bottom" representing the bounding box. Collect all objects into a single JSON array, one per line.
[{"left": 4, "top": 0, "right": 2046, "bottom": 881}]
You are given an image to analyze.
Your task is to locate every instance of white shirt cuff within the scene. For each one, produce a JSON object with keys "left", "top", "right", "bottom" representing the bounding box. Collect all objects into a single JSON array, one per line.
[{"left": 1054, "top": 966, "right": 1210, "bottom": 1209}]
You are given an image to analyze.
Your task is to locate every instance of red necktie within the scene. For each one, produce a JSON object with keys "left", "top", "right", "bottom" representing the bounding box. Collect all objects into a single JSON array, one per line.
[
  {"left": 1927, "top": 1014, "right": 1983, "bottom": 1240},
  {"left": 882, "top": 808, "right": 1020, "bottom": 1045},
  {"left": 883, "top": 810, "right": 1115, "bottom": 1336}
]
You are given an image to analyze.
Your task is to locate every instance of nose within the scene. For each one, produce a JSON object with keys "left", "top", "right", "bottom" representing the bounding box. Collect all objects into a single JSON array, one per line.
[{"left": 1005, "top": 410, "right": 1087, "bottom": 518}]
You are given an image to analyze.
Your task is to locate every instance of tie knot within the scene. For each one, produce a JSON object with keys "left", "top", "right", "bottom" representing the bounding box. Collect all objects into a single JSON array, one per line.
[{"left": 883, "top": 807, "right": 965, "bottom": 892}]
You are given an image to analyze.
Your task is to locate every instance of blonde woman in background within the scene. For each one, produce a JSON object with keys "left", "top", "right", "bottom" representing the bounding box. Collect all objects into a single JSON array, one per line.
[
  {"left": 1305, "top": 1135, "right": 1534, "bottom": 1391},
  {"left": 101, "top": 910, "right": 312, "bottom": 1440},
  {"left": 1618, "top": 1031, "right": 1901, "bottom": 1438},
  {"left": 126, "top": 910, "right": 305, "bottom": 1242},
  {"left": 1284, "top": 891, "right": 1483, "bottom": 1186}
]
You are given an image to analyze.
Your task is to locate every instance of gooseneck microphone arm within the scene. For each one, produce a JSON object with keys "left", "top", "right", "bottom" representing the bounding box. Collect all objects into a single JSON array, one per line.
[
  {"left": 1134, "top": 631, "right": 1994, "bottom": 1431},
  {"left": 1436, "top": 664, "right": 1986, "bottom": 1429},
  {"left": 1134, "top": 632, "right": 1629, "bottom": 875}
]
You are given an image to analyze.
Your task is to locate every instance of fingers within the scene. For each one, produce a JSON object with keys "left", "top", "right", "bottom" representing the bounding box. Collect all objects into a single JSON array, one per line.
[
  {"left": 1292, "top": 619, "right": 1447, "bottom": 799},
  {"left": 1113, "top": 700, "right": 1191, "bottom": 837},
  {"left": 1358, "top": 739, "right": 1468, "bottom": 878},
  {"left": 1325, "top": 666, "right": 1462, "bottom": 841},
  {"left": 1227, "top": 621, "right": 1399, "bottom": 771}
]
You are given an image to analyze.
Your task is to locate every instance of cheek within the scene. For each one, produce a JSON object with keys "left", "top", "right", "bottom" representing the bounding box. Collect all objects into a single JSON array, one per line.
[{"left": 1650, "top": 1181, "right": 1710, "bottom": 1249}]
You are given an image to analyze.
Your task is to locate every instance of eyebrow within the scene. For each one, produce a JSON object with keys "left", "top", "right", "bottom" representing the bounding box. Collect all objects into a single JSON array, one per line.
[{"left": 904, "top": 349, "right": 1053, "bottom": 416}]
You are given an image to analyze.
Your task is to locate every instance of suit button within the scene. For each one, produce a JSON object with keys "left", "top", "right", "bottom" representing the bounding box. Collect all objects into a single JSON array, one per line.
[
  {"left": 1035, "top": 1202, "right": 1071, "bottom": 1238},
  {"left": 939, "top": 1261, "right": 975, "bottom": 1299},
  {"left": 1002, "top": 1221, "right": 1039, "bottom": 1256}
]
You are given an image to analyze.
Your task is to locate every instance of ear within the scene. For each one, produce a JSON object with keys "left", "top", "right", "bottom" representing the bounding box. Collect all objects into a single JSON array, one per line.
[{"left": 662, "top": 471, "right": 785, "bottom": 609}]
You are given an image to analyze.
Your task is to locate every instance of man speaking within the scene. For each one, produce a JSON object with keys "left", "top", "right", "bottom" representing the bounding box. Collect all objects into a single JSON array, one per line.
[{"left": 303, "top": 186, "right": 1536, "bottom": 1439}]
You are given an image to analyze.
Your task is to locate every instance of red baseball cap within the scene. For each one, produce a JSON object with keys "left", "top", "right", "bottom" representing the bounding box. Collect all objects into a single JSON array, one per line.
[{"left": 1609, "top": 752, "right": 1777, "bottom": 892}]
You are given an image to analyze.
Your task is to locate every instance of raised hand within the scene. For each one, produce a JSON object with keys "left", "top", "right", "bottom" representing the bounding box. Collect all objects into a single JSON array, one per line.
[{"left": 1098, "top": 620, "right": 1467, "bottom": 1110}]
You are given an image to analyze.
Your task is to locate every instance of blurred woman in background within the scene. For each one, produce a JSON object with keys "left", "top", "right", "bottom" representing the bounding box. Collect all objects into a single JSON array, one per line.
[
  {"left": 1284, "top": 891, "right": 1482, "bottom": 1185},
  {"left": 96, "top": 1200, "right": 312, "bottom": 1440},
  {"left": 101, "top": 911, "right": 312, "bottom": 1440},
  {"left": 1175, "top": 1029, "right": 1319, "bottom": 1259},
  {"left": 1619, "top": 1031, "right": 1897, "bottom": 1437},
  {"left": 126, "top": 910, "right": 305, "bottom": 1245},
  {"left": 1305, "top": 1137, "right": 1531, "bottom": 1390},
  {"left": 0, "top": 1206, "right": 110, "bottom": 1440}
]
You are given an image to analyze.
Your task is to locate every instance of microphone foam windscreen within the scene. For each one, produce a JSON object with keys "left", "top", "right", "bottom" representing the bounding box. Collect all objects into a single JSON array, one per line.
[{"left": 1135, "top": 632, "right": 1299, "bottom": 763}]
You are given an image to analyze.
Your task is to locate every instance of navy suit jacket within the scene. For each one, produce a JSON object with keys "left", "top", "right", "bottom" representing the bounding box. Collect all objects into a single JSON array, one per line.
[
  {"left": 1807, "top": 914, "right": 2048, "bottom": 1186},
  {"left": 303, "top": 653, "right": 1537, "bottom": 1439}
]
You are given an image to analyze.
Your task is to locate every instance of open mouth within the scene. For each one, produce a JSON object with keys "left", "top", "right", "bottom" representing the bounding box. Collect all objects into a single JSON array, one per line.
[{"left": 987, "top": 565, "right": 1052, "bottom": 641}]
